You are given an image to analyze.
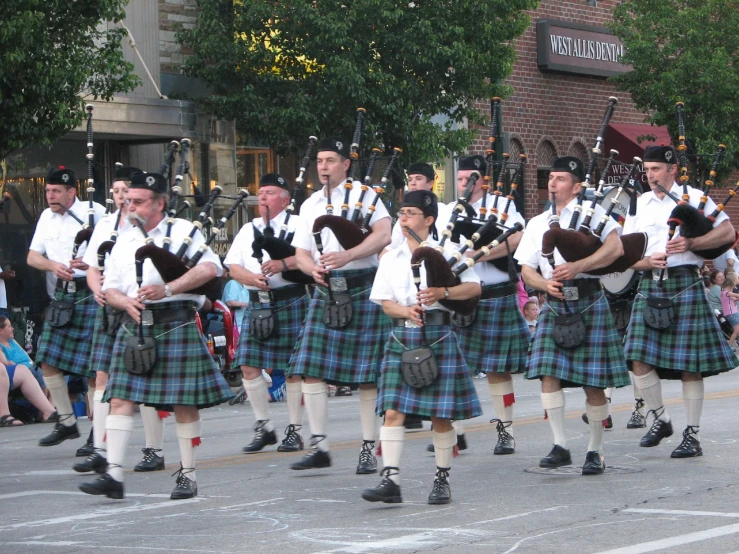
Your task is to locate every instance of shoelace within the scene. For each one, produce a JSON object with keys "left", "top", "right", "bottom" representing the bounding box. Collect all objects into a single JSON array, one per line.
[
  {"left": 676, "top": 425, "right": 699, "bottom": 449},
  {"left": 491, "top": 419, "right": 513, "bottom": 443},
  {"left": 141, "top": 447, "right": 163, "bottom": 462},
  {"left": 432, "top": 467, "right": 450, "bottom": 491},
  {"left": 645, "top": 406, "right": 668, "bottom": 431},
  {"left": 253, "top": 420, "right": 269, "bottom": 438},
  {"left": 359, "top": 442, "right": 376, "bottom": 464},
  {"left": 171, "top": 464, "right": 195, "bottom": 486},
  {"left": 307, "top": 434, "right": 327, "bottom": 454},
  {"left": 283, "top": 425, "right": 301, "bottom": 445}
]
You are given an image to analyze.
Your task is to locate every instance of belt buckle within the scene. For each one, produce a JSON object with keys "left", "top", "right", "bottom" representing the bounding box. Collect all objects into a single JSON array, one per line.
[
  {"left": 67, "top": 281, "right": 77, "bottom": 294},
  {"left": 141, "top": 309, "right": 154, "bottom": 327},
  {"left": 329, "top": 277, "right": 348, "bottom": 292},
  {"left": 562, "top": 286, "right": 579, "bottom": 301},
  {"left": 652, "top": 269, "right": 666, "bottom": 281},
  {"left": 258, "top": 291, "right": 271, "bottom": 304},
  {"left": 404, "top": 320, "right": 421, "bottom": 329}
]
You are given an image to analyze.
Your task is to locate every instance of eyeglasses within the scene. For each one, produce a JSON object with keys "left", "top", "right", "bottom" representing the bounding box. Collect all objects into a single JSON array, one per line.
[
  {"left": 125, "top": 197, "right": 153, "bottom": 207},
  {"left": 398, "top": 209, "right": 424, "bottom": 218}
]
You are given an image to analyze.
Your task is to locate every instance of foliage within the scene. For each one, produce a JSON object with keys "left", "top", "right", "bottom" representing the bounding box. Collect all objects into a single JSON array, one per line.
[
  {"left": 179, "top": 0, "right": 537, "bottom": 163},
  {"left": 0, "top": 0, "right": 141, "bottom": 159},
  {"left": 611, "top": 0, "right": 739, "bottom": 180}
]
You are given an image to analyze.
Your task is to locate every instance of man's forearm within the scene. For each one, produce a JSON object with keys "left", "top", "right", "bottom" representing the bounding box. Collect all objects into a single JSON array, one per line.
[
  {"left": 347, "top": 218, "right": 391, "bottom": 259},
  {"left": 105, "top": 289, "right": 130, "bottom": 311},
  {"left": 27, "top": 250, "right": 53, "bottom": 272},
  {"left": 579, "top": 230, "right": 623, "bottom": 273},
  {"left": 522, "top": 265, "right": 548, "bottom": 292},
  {"left": 690, "top": 220, "right": 736, "bottom": 251},
  {"left": 296, "top": 248, "right": 318, "bottom": 275},
  {"left": 475, "top": 231, "right": 522, "bottom": 262},
  {"left": 169, "top": 262, "right": 218, "bottom": 295}
]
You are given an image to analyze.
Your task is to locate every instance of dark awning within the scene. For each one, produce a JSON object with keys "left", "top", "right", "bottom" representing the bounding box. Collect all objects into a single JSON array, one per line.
[{"left": 606, "top": 123, "right": 672, "bottom": 161}]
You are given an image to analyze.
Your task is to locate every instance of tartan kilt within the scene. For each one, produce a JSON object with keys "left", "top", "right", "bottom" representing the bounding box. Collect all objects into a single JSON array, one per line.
[
  {"left": 377, "top": 324, "right": 482, "bottom": 420},
  {"left": 527, "top": 291, "right": 630, "bottom": 389},
  {"left": 35, "top": 287, "right": 97, "bottom": 378},
  {"left": 233, "top": 289, "right": 310, "bottom": 370},
  {"left": 624, "top": 271, "right": 738, "bottom": 379},
  {"left": 89, "top": 306, "right": 119, "bottom": 374},
  {"left": 287, "top": 268, "right": 390, "bottom": 385},
  {"left": 454, "top": 284, "right": 530, "bottom": 375},
  {"left": 105, "top": 301, "right": 233, "bottom": 409}
]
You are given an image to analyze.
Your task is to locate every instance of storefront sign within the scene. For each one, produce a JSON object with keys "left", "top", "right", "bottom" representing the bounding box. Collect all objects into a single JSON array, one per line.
[{"left": 537, "top": 19, "right": 631, "bottom": 78}]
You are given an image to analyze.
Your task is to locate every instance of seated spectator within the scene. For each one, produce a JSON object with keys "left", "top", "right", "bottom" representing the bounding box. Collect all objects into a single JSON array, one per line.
[
  {"left": 0, "top": 316, "right": 56, "bottom": 423},
  {"left": 523, "top": 298, "right": 539, "bottom": 334},
  {"left": 221, "top": 277, "right": 249, "bottom": 339},
  {"left": 0, "top": 264, "right": 14, "bottom": 318},
  {"left": 707, "top": 269, "right": 724, "bottom": 315},
  {"left": 721, "top": 278, "right": 739, "bottom": 347}
]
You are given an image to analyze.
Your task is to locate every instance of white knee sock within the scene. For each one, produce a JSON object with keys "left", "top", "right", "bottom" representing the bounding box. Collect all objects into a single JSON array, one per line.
[
  {"left": 286, "top": 381, "right": 303, "bottom": 428},
  {"left": 92, "top": 390, "right": 109, "bottom": 453},
  {"left": 302, "top": 381, "right": 329, "bottom": 451},
  {"left": 243, "top": 376, "right": 274, "bottom": 432},
  {"left": 106, "top": 415, "right": 134, "bottom": 482},
  {"left": 682, "top": 380, "right": 704, "bottom": 429},
  {"left": 604, "top": 388, "right": 612, "bottom": 401},
  {"left": 488, "top": 380, "right": 515, "bottom": 430},
  {"left": 45, "top": 373, "right": 76, "bottom": 427},
  {"left": 586, "top": 402, "right": 610, "bottom": 453},
  {"left": 452, "top": 420, "right": 464, "bottom": 436},
  {"left": 140, "top": 405, "right": 165, "bottom": 450},
  {"left": 176, "top": 419, "right": 202, "bottom": 482},
  {"left": 631, "top": 375, "right": 644, "bottom": 408},
  {"left": 359, "top": 387, "right": 378, "bottom": 442},
  {"left": 379, "top": 425, "right": 405, "bottom": 485},
  {"left": 632, "top": 370, "right": 669, "bottom": 422},
  {"left": 433, "top": 428, "right": 457, "bottom": 470},
  {"left": 541, "top": 390, "right": 567, "bottom": 447}
]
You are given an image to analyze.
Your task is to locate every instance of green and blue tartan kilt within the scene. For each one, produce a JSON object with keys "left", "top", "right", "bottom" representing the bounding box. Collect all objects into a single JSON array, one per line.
[
  {"left": 377, "top": 324, "right": 482, "bottom": 420},
  {"left": 625, "top": 271, "right": 738, "bottom": 379},
  {"left": 105, "top": 301, "right": 233, "bottom": 410},
  {"left": 454, "top": 284, "right": 530, "bottom": 375},
  {"left": 526, "top": 291, "right": 630, "bottom": 389},
  {"left": 233, "top": 290, "right": 310, "bottom": 370},
  {"left": 89, "top": 306, "right": 118, "bottom": 374},
  {"left": 35, "top": 287, "right": 97, "bottom": 378},
  {"left": 287, "top": 268, "right": 390, "bottom": 385}
]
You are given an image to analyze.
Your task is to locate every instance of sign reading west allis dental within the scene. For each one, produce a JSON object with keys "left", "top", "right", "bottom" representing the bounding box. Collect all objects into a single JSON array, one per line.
[{"left": 536, "top": 19, "right": 632, "bottom": 78}]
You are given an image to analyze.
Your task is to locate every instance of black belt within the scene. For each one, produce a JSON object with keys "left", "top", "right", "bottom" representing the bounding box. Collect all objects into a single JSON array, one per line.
[
  {"left": 249, "top": 285, "right": 307, "bottom": 304},
  {"left": 123, "top": 308, "right": 195, "bottom": 326},
  {"left": 665, "top": 265, "right": 699, "bottom": 279},
  {"left": 393, "top": 310, "right": 451, "bottom": 327},
  {"left": 318, "top": 271, "right": 376, "bottom": 292},
  {"left": 481, "top": 282, "right": 517, "bottom": 300},
  {"left": 549, "top": 278, "right": 601, "bottom": 302}
]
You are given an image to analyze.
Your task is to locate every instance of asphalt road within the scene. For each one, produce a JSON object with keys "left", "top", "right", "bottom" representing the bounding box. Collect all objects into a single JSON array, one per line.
[{"left": 3, "top": 372, "right": 739, "bottom": 554}]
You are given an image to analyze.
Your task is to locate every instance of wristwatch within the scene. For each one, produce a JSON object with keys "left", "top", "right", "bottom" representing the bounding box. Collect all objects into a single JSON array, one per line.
[
  {"left": 444, "top": 287, "right": 450, "bottom": 299},
  {"left": 164, "top": 284, "right": 173, "bottom": 298}
]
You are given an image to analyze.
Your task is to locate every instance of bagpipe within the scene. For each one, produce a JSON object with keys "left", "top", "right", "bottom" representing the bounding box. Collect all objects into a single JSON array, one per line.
[
  {"left": 540, "top": 98, "right": 648, "bottom": 276},
  {"left": 251, "top": 136, "right": 318, "bottom": 285},
  {"left": 312, "top": 108, "right": 402, "bottom": 251},
  {"left": 658, "top": 102, "right": 738, "bottom": 268}
]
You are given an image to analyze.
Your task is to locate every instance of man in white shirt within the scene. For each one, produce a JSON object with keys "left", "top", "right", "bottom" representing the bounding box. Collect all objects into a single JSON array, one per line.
[
  {"left": 27, "top": 166, "right": 106, "bottom": 449},
  {"left": 79, "top": 171, "right": 232, "bottom": 500},
  {"left": 713, "top": 248, "right": 738, "bottom": 273},
  {"left": 515, "top": 156, "right": 630, "bottom": 475},
  {"left": 290, "top": 136, "right": 392, "bottom": 473},
  {"left": 623, "top": 145, "right": 738, "bottom": 458},
  {"left": 225, "top": 173, "right": 311, "bottom": 455}
]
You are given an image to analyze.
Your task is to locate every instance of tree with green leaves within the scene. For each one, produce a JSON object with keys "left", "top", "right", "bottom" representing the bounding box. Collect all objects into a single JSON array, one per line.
[
  {"left": 611, "top": 0, "right": 739, "bottom": 179},
  {"left": 178, "top": 0, "right": 537, "bottom": 162},
  {"left": 0, "top": 0, "right": 140, "bottom": 160}
]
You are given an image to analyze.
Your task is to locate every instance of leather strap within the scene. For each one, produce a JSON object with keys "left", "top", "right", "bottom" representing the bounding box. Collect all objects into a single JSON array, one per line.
[
  {"left": 249, "top": 284, "right": 307, "bottom": 304},
  {"left": 124, "top": 308, "right": 194, "bottom": 326},
  {"left": 393, "top": 310, "right": 451, "bottom": 327},
  {"left": 480, "top": 282, "right": 517, "bottom": 300}
]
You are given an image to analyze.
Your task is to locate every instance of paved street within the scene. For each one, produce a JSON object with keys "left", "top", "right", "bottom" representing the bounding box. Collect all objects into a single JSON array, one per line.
[{"left": 3, "top": 371, "right": 739, "bottom": 554}]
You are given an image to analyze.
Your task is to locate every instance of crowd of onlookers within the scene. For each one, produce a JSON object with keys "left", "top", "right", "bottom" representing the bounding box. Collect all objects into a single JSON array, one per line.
[{"left": 705, "top": 248, "right": 739, "bottom": 349}]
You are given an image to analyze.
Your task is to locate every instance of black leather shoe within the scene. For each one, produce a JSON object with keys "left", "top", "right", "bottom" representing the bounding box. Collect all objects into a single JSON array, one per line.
[
  {"left": 582, "top": 450, "right": 606, "bottom": 475},
  {"left": 76, "top": 428, "right": 95, "bottom": 457},
  {"left": 242, "top": 420, "right": 278, "bottom": 453},
  {"left": 361, "top": 467, "right": 402, "bottom": 503},
  {"left": 627, "top": 400, "right": 647, "bottom": 429},
  {"left": 73, "top": 452, "right": 107, "bottom": 474},
  {"left": 277, "top": 424, "right": 304, "bottom": 452},
  {"left": 291, "top": 435, "right": 331, "bottom": 470},
  {"left": 492, "top": 419, "right": 515, "bottom": 455},
  {"left": 79, "top": 473, "right": 124, "bottom": 499},
  {"left": 426, "top": 443, "right": 435, "bottom": 452},
  {"left": 670, "top": 426, "right": 703, "bottom": 458},
  {"left": 170, "top": 466, "right": 197, "bottom": 500},
  {"left": 39, "top": 421, "right": 80, "bottom": 447},
  {"left": 640, "top": 413, "right": 673, "bottom": 447},
  {"left": 134, "top": 448, "right": 165, "bottom": 472},
  {"left": 335, "top": 386, "right": 353, "bottom": 397},
  {"left": 539, "top": 444, "right": 572, "bottom": 468},
  {"left": 427, "top": 467, "right": 451, "bottom": 505},
  {"left": 356, "top": 440, "right": 378, "bottom": 474},
  {"left": 456, "top": 434, "right": 468, "bottom": 451}
]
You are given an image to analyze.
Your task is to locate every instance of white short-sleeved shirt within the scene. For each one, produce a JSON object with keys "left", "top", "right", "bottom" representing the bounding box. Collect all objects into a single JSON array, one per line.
[
  {"left": 291, "top": 180, "right": 391, "bottom": 269},
  {"left": 370, "top": 237, "right": 480, "bottom": 312},
  {"left": 623, "top": 182, "right": 729, "bottom": 268},
  {"left": 460, "top": 196, "right": 525, "bottom": 286},
  {"left": 224, "top": 209, "right": 304, "bottom": 290},
  {"left": 29, "top": 197, "right": 107, "bottom": 288},
  {"left": 515, "top": 196, "right": 622, "bottom": 279},
  {"left": 81, "top": 211, "right": 131, "bottom": 270},
  {"left": 388, "top": 201, "right": 453, "bottom": 250},
  {"left": 713, "top": 248, "right": 739, "bottom": 272},
  {"left": 103, "top": 218, "right": 222, "bottom": 309}
]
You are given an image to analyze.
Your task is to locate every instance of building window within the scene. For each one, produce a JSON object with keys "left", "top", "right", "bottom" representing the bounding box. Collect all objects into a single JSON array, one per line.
[{"left": 237, "top": 148, "right": 273, "bottom": 198}]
